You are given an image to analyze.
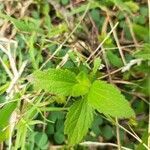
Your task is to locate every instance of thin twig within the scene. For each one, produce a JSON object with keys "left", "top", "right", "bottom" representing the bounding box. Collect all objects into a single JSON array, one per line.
[
  {"left": 6, "top": 60, "right": 28, "bottom": 95},
  {"left": 80, "top": 141, "right": 132, "bottom": 150},
  {"left": 0, "top": 42, "right": 18, "bottom": 76},
  {"left": 104, "top": 44, "right": 142, "bottom": 50},
  {"left": 112, "top": 80, "right": 137, "bottom": 85},
  {"left": 118, "top": 124, "right": 149, "bottom": 149},
  {"left": 7, "top": 44, "right": 18, "bottom": 76},
  {"left": 126, "top": 16, "right": 139, "bottom": 47},
  {"left": 0, "top": 56, "right": 13, "bottom": 79},
  {"left": 121, "top": 89, "right": 149, "bottom": 105},
  {"left": 86, "top": 22, "right": 119, "bottom": 63},
  {"left": 94, "top": 44, "right": 143, "bottom": 61},
  {"left": 115, "top": 118, "right": 121, "bottom": 150},
  {"left": 98, "top": 67, "right": 123, "bottom": 79},
  {"left": 0, "top": 44, "right": 9, "bottom": 55},
  {"left": 108, "top": 16, "right": 126, "bottom": 65}
]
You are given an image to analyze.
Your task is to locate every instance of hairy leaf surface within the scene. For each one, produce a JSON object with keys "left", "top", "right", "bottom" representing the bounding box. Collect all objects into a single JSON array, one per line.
[
  {"left": 88, "top": 80, "right": 135, "bottom": 118},
  {"left": 64, "top": 98, "right": 93, "bottom": 145},
  {"left": 30, "top": 69, "right": 77, "bottom": 96},
  {"left": 30, "top": 69, "right": 90, "bottom": 96}
]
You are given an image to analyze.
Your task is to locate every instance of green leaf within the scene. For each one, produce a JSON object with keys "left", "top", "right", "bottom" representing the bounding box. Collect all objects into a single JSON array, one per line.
[
  {"left": 72, "top": 72, "right": 91, "bottom": 96},
  {"left": 0, "top": 101, "right": 17, "bottom": 142},
  {"left": 12, "top": 19, "right": 39, "bottom": 32},
  {"left": 90, "top": 9, "right": 100, "bottom": 24},
  {"left": 106, "top": 51, "right": 123, "bottom": 67},
  {"left": 91, "top": 115, "right": 103, "bottom": 135},
  {"left": 61, "top": 0, "right": 69, "bottom": 5},
  {"left": 48, "top": 23, "right": 68, "bottom": 38},
  {"left": 46, "top": 124, "right": 54, "bottom": 135},
  {"left": 88, "top": 80, "right": 135, "bottom": 118},
  {"left": 124, "top": 1, "right": 139, "bottom": 13},
  {"left": 0, "top": 83, "right": 9, "bottom": 95},
  {"left": 29, "top": 132, "right": 49, "bottom": 149},
  {"left": 0, "top": 13, "right": 43, "bottom": 33},
  {"left": 30, "top": 69, "right": 90, "bottom": 97},
  {"left": 132, "top": 24, "right": 149, "bottom": 42},
  {"left": 69, "top": 1, "right": 101, "bottom": 16},
  {"left": 102, "top": 125, "right": 114, "bottom": 140},
  {"left": 0, "top": 128, "right": 9, "bottom": 142},
  {"left": 29, "top": 69, "right": 77, "bottom": 96},
  {"left": 64, "top": 98, "right": 94, "bottom": 145},
  {"left": 56, "top": 119, "right": 64, "bottom": 132},
  {"left": 0, "top": 101, "right": 17, "bottom": 128},
  {"left": 140, "top": 7, "right": 148, "bottom": 17},
  {"left": 90, "top": 58, "right": 102, "bottom": 81},
  {"left": 110, "top": 0, "right": 132, "bottom": 14},
  {"left": 54, "top": 131, "right": 65, "bottom": 144},
  {"left": 93, "top": 58, "right": 101, "bottom": 74},
  {"left": 133, "top": 44, "right": 150, "bottom": 60},
  {"left": 34, "top": 132, "right": 48, "bottom": 149},
  {"left": 136, "top": 78, "right": 150, "bottom": 96}
]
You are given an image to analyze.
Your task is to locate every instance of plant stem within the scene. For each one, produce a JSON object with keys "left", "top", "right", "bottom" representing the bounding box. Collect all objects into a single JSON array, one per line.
[
  {"left": 116, "top": 118, "right": 121, "bottom": 150},
  {"left": 148, "top": 0, "right": 150, "bottom": 149},
  {"left": 80, "top": 141, "right": 131, "bottom": 150},
  {"left": 107, "top": 15, "right": 126, "bottom": 65},
  {"left": 118, "top": 124, "right": 149, "bottom": 149}
]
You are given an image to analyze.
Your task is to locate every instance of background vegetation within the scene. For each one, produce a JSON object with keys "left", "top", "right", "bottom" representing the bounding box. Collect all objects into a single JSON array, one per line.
[{"left": 0, "top": 0, "right": 149, "bottom": 149}]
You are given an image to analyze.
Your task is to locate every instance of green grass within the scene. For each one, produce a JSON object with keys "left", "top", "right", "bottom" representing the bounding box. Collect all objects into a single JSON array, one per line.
[{"left": 0, "top": 0, "right": 149, "bottom": 149}]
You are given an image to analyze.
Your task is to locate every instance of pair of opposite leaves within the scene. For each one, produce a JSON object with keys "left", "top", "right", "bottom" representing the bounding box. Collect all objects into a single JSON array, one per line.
[{"left": 29, "top": 68, "right": 135, "bottom": 145}]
